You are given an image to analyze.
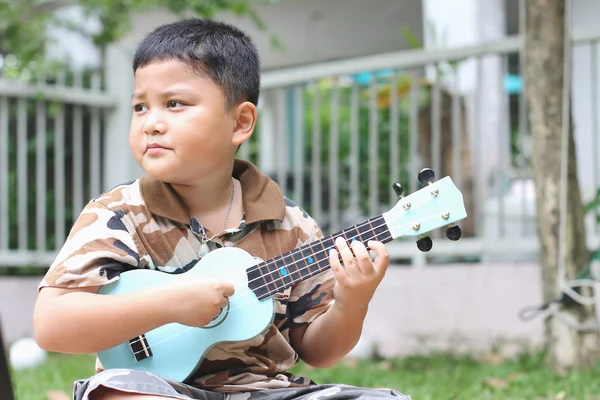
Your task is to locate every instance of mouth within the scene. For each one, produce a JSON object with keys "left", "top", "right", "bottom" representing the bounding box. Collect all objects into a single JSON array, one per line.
[{"left": 145, "top": 143, "right": 170, "bottom": 154}]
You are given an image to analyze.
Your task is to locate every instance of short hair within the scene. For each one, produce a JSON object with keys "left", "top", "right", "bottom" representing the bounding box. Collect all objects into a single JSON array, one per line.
[{"left": 132, "top": 18, "right": 260, "bottom": 108}]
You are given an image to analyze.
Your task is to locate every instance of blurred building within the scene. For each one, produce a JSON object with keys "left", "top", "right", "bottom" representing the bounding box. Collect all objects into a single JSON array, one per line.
[{"left": 2, "top": 0, "right": 600, "bottom": 356}]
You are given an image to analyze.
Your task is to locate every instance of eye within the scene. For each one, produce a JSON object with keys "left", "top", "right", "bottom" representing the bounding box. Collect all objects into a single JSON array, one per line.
[
  {"left": 133, "top": 104, "right": 147, "bottom": 112},
  {"left": 167, "top": 100, "right": 184, "bottom": 108}
]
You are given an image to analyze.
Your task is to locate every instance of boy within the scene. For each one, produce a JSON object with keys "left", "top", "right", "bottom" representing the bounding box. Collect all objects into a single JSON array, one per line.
[{"left": 33, "top": 18, "right": 410, "bottom": 400}]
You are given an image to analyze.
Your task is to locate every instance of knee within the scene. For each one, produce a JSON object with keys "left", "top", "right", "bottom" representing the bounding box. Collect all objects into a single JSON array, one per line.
[
  {"left": 80, "top": 369, "right": 178, "bottom": 400},
  {"left": 89, "top": 386, "right": 172, "bottom": 400},
  {"left": 88, "top": 386, "right": 125, "bottom": 400}
]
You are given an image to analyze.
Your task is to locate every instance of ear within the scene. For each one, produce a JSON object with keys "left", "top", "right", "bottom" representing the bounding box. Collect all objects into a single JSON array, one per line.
[{"left": 231, "top": 101, "right": 257, "bottom": 146}]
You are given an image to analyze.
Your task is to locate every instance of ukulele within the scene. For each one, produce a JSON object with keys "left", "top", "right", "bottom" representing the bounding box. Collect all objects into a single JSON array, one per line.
[{"left": 97, "top": 169, "right": 467, "bottom": 382}]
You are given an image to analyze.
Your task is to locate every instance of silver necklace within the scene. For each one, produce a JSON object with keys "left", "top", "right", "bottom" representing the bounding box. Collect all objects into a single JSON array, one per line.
[{"left": 198, "top": 177, "right": 235, "bottom": 257}]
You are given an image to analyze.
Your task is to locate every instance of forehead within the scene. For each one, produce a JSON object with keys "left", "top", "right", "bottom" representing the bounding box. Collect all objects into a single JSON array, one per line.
[{"left": 133, "top": 60, "right": 217, "bottom": 92}]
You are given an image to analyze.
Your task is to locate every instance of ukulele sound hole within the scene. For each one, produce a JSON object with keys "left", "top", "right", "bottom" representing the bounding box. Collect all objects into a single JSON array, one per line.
[{"left": 201, "top": 302, "right": 230, "bottom": 329}]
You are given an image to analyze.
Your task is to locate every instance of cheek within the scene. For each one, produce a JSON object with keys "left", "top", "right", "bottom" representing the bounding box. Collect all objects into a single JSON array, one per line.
[{"left": 128, "top": 123, "right": 142, "bottom": 156}]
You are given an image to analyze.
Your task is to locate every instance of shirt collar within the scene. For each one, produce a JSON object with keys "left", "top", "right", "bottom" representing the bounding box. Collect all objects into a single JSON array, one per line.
[{"left": 140, "top": 159, "right": 286, "bottom": 225}]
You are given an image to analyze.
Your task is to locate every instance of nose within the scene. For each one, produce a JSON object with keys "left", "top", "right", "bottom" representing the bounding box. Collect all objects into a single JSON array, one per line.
[{"left": 143, "top": 110, "right": 167, "bottom": 135}]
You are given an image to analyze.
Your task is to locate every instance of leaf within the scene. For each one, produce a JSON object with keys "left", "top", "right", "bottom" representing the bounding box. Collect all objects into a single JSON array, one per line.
[
  {"left": 0, "top": 0, "right": 269, "bottom": 71},
  {"left": 481, "top": 352, "right": 505, "bottom": 365},
  {"left": 46, "top": 390, "right": 70, "bottom": 400},
  {"left": 377, "top": 360, "right": 393, "bottom": 370},
  {"left": 401, "top": 26, "right": 422, "bottom": 50},
  {"left": 482, "top": 377, "right": 508, "bottom": 389}
]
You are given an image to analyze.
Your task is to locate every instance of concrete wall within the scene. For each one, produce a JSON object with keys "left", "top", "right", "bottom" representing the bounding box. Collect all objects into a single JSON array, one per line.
[
  {"left": 0, "top": 277, "right": 39, "bottom": 344},
  {"left": 116, "top": 0, "right": 424, "bottom": 70},
  {"left": 1, "top": 263, "right": 545, "bottom": 359},
  {"left": 362, "top": 263, "right": 544, "bottom": 358}
]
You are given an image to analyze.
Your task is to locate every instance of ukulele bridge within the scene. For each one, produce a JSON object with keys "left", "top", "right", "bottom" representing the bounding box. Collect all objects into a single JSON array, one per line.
[{"left": 128, "top": 334, "right": 153, "bottom": 362}]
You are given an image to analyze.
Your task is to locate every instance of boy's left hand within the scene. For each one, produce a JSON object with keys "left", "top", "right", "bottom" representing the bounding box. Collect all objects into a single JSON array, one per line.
[{"left": 328, "top": 237, "right": 390, "bottom": 315}]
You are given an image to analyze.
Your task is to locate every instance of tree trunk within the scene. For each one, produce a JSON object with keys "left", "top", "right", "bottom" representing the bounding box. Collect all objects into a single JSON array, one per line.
[{"left": 524, "top": 0, "right": 600, "bottom": 371}]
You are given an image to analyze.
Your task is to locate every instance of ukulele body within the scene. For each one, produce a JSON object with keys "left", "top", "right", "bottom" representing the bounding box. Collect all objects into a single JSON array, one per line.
[{"left": 97, "top": 247, "right": 275, "bottom": 382}]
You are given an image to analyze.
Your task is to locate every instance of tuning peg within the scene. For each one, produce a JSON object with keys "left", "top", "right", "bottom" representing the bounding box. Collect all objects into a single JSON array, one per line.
[
  {"left": 416, "top": 235, "right": 433, "bottom": 252},
  {"left": 418, "top": 168, "right": 435, "bottom": 185},
  {"left": 446, "top": 225, "right": 462, "bottom": 241},
  {"left": 392, "top": 182, "right": 405, "bottom": 198}
]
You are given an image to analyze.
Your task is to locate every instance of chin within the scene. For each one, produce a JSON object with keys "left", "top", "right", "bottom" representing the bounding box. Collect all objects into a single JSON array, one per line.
[{"left": 145, "top": 169, "right": 189, "bottom": 185}]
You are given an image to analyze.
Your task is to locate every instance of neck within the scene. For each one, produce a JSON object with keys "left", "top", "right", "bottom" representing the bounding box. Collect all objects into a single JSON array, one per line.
[{"left": 171, "top": 173, "right": 235, "bottom": 216}]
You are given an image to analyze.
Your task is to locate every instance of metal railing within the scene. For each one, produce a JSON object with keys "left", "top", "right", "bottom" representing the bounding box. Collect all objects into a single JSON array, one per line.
[
  {"left": 246, "top": 26, "right": 600, "bottom": 264},
  {"left": 0, "top": 69, "right": 116, "bottom": 266},
  {"left": 2, "top": 27, "right": 600, "bottom": 267}
]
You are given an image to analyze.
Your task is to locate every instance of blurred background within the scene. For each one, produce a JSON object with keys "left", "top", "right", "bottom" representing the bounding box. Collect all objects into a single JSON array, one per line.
[{"left": 1, "top": 0, "right": 600, "bottom": 399}]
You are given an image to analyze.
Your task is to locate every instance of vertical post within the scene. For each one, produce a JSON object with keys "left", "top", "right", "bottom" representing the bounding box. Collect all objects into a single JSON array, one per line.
[
  {"left": 257, "top": 90, "right": 277, "bottom": 176},
  {"left": 103, "top": 44, "right": 143, "bottom": 191},
  {"left": 475, "top": 0, "right": 510, "bottom": 241}
]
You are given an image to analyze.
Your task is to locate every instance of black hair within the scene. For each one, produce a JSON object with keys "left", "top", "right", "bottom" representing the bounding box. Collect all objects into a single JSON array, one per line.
[{"left": 133, "top": 18, "right": 260, "bottom": 108}]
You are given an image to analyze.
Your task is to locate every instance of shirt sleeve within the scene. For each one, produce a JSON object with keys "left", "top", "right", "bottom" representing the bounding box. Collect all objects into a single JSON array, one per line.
[
  {"left": 287, "top": 210, "right": 335, "bottom": 328},
  {"left": 39, "top": 200, "right": 141, "bottom": 290}
]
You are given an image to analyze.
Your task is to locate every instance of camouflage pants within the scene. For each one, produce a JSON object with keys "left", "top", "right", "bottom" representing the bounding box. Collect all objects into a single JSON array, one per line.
[{"left": 73, "top": 369, "right": 411, "bottom": 399}]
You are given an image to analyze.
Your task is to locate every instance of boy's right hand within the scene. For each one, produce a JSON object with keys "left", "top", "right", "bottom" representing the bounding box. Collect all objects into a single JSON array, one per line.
[{"left": 162, "top": 275, "right": 235, "bottom": 327}]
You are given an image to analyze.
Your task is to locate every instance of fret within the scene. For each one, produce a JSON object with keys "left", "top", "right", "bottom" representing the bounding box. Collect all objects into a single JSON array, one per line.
[
  {"left": 246, "top": 263, "right": 270, "bottom": 299},
  {"left": 318, "top": 236, "right": 336, "bottom": 256},
  {"left": 358, "top": 216, "right": 392, "bottom": 244},
  {"left": 341, "top": 225, "right": 361, "bottom": 244},
  {"left": 372, "top": 215, "right": 393, "bottom": 243},
  {"left": 300, "top": 244, "right": 321, "bottom": 279},
  {"left": 249, "top": 214, "right": 393, "bottom": 300},
  {"left": 357, "top": 219, "right": 373, "bottom": 240},
  {"left": 264, "top": 262, "right": 280, "bottom": 296},
  {"left": 274, "top": 255, "right": 294, "bottom": 287},
  {"left": 286, "top": 249, "right": 303, "bottom": 283}
]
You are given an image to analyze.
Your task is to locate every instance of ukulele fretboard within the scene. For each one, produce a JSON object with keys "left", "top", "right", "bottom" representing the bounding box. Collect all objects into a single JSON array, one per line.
[{"left": 247, "top": 215, "right": 392, "bottom": 300}]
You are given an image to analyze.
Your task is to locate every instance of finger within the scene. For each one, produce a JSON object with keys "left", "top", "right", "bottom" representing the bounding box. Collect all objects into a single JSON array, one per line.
[
  {"left": 222, "top": 283, "right": 235, "bottom": 297},
  {"left": 329, "top": 248, "right": 349, "bottom": 285},
  {"left": 352, "top": 240, "right": 376, "bottom": 276},
  {"left": 368, "top": 241, "right": 390, "bottom": 276},
  {"left": 218, "top": 296, "right": 229, "bottom": 308},
  {"left": 335, "top": 237, "right": 362, "bottom": 277}
]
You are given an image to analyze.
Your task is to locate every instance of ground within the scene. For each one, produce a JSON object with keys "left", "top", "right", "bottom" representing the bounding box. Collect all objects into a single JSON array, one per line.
[{"left": 10, "top": 352, "right": 600, "bottom": 400}]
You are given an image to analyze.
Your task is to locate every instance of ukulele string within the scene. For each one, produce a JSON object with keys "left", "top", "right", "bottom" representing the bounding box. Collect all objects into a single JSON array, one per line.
[
  {"left": 127, "top": 218, "right": 391, "bottom": 347},
  {"left": 128, "top": 196, "right": 437, "bottom": 347},
  {"left": 230, "top": 194, "right": 435, "bottom": 292},
  {"left": 129, "top": 211, "right": 443, "bottom": 353},
  {"left": 129, "top": 218, "right": 388, "bottom": 355},
  {"left": 225, "top": 213, "right": 442, "bottom": 314},
  {"left": 127, "top": 216, "right": 396, "bottom": 345}
]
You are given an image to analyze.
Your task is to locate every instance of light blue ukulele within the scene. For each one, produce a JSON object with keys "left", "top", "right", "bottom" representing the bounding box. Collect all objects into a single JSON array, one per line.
[{"left": 97, "top": 169, "right": 467, "bottom": 382}]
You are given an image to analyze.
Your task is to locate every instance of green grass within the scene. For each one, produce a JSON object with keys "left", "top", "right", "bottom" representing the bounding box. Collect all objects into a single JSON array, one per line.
[
  {"left": 11, "top": 353, "right": 96, "bottom": 400},
  {"left": 10, "top": 352, "right": 600, "bottom": 400}
]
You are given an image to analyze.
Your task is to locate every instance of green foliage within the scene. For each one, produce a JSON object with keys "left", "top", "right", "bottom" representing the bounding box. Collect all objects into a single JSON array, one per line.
[
  {"left": 0, "top": 0, "right": 273, "bottom": 73},
  {"left": 12, "top": 353, "right": 96, "bottom": 399},
  {"left": 584, "top": 187, "right": 600, "bottom": 227},
  {"left": 301, "top": 77, "right": 427, "bottom": 216}
]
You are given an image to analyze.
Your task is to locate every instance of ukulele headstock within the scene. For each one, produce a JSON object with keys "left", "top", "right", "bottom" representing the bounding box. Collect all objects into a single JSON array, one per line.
[{"left": 383, "top": 168, "right": 467, "bottom": 252}]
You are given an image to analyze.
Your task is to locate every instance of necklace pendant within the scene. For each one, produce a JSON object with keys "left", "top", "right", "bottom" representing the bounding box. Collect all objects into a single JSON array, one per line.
[{"left": 199, "top": 242, "right": 210, "bottom": 257}]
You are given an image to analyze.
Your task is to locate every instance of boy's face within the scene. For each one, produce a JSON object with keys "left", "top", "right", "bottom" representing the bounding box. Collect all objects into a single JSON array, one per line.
[{"left": 129, "top": 60, "right": 238, "bottom": 184}]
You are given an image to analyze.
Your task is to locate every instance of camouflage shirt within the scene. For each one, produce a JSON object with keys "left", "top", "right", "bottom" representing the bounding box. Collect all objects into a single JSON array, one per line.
[{"left": 40, "top": 159, "right": 335, "bottom": 392}]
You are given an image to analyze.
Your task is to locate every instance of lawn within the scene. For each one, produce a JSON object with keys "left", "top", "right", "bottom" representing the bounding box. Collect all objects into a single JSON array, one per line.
[{"left": 10, "top": 351, "right": 600, "bottom": 400}]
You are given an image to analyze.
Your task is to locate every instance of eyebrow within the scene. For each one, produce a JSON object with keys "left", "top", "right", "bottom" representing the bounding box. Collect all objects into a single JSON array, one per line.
[{"left": 131, "top": 89, "right": 196, "bottom": 100}]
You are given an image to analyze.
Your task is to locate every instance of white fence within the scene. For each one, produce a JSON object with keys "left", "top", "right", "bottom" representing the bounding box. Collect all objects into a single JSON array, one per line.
[
  {"left": 251, "top": 27, "right": 600, "bottom": 264},
  {"left": 1, "top": 28, "right": 600, "bottom": 267},
  {"left": 0, "top": 68, "right": 115, "bottom": 266}
]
